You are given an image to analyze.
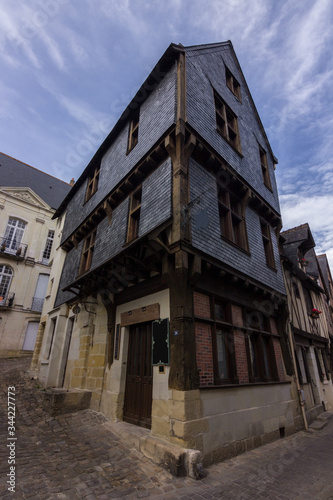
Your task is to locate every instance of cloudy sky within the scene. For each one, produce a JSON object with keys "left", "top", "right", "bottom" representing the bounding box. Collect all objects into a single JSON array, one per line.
[{"left": 1, "top": 0, "right": 333, "bottom": 267}]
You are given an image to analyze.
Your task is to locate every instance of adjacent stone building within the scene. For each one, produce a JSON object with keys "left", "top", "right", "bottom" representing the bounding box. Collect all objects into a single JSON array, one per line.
[
  {"left": 35, "top": 41, "right": 317, "bottom": 473},
  {"left": 0, "top": 153, "right": 71, "bottom": 355}
]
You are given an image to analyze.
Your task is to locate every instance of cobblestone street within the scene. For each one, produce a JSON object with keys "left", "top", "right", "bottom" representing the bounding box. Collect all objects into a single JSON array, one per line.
[{"left": 1, "top": 357, "right": 333, "bottom": 499}]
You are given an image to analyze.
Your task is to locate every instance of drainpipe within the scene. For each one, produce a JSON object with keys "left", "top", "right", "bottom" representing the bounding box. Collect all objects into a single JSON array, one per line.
[{"left": 286, "top": 319, "right": 308, "bottom": 431}]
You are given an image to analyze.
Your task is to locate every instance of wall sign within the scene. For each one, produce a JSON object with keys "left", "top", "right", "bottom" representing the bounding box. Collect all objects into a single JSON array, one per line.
[{"left": 152, "top": 318, "right": 169, "bottom": 366}]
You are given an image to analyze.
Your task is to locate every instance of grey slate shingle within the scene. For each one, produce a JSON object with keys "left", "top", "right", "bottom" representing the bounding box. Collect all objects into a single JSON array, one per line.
[{"left": 0, "top": 152, "right": 71, "bottom": 209}]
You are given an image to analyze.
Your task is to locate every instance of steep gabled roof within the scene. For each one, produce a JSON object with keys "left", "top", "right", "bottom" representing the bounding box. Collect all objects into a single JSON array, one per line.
[
  {"left": 281, "top": 223, "right": 315, "bottom": 265},
  {"left": 183, "top": 41, "right": 278, "bottom": 164},
  {"left": 0, "top": 152, "right": 72, "bottom": 210}
]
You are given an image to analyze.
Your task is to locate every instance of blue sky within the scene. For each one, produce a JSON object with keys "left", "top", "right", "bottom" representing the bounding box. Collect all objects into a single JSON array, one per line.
[{"left": 1, "top": 0, "right": 333, "bottom": 267}]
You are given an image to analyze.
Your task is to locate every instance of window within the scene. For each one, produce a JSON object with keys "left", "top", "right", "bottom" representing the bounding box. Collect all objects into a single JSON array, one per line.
[
  {"left": 212, "top": 299, "right": 237, "bottom": 383},
  {"left": 0, "top": 265, "right": 13, "bottom": 304},
  {"left": 214, "top": 91, "right": 241, "bottom": 152},
  {"left": 259, "top": 146, "right": 272, "bottom": 190},
  {"left": 244, "top": 309, "right": 278, "bottom": 382},
  {"left": 42, "top": 230, "right": 54, "bottom": 264},
  {"left": 295, "top": 346, "right": 311, "bottom": 384},
  {"left": 46, "top": 317, "right": 57, "bottom": 359},
  {"left": 218, "top": 187, "right": 248, "bottom": 250},
  {"left": 3, "top": 218, "right": 26, "bottom": 253},
  {"left": 261, "top": 221, "right": 275, "bottom": 269},
  {"left": 79, "top": 230, "right": 96, "bottom": 274},
  {"left": 127, "top": 110, "right": 139, "bottom": 153},
  {"left": 127, "top": 187, "right": 142, "bottom": 242},
  {"left": 85, "top": 165, "right": 100, "bottom": 202},
  {"left": 31, "top": 273, "right": 49, "bottom": 312},
  {"left": 314, "top": 348, "right": 330, "bottom": 382},
  {"left": 226, "top": 67, "right": 241, "bottom": 100},
  {"left": 303, "top": 286, "right": 313, "bottom": 314},
  {"left": 292, "top": 279, "right": 300, "bottom": 299}
]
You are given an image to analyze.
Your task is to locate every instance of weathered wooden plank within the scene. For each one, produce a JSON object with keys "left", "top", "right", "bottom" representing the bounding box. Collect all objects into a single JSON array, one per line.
[{"left": 121, "top": 303, "right": 160, "bottom": 326}]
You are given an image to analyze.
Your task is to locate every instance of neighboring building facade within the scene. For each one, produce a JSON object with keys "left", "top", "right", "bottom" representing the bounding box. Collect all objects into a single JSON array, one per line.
[
  {"left": 0, "top": 153, "right": 71, "bottom": 354},
  {"left": 281, "top": 224, "right": 333, "bottom": 421},
  {"left": 36, "top": 42, "right": 301, "bottom": 470}
]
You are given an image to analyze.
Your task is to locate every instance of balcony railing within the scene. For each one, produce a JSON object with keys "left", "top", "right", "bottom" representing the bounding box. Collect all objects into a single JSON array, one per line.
[
  {"left": 0, "top": 237, "right": 28, "bottom": 259},
  {"left": 31, "top": 297, "right": 45, "bottom": 313},
  {"left": 0, "top": 293, "right": 15, "bottom": 308}
]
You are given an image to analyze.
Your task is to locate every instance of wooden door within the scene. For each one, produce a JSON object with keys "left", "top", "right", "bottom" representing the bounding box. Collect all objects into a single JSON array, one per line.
[{"left": 123, "top": 322, "right": 153, "bottom": 429}]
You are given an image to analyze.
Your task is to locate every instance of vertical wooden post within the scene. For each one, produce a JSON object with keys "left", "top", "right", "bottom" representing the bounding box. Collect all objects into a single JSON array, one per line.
[{"left": 166, "top": 250, "right": 200, "bottom": 391}]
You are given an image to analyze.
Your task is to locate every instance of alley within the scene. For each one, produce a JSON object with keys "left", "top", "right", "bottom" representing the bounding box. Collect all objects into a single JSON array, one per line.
[{"left": 1, "top": 356, "right": 333, "bottom": 500}]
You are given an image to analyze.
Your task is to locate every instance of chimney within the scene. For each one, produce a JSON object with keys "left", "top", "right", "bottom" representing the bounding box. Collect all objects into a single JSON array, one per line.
[{"left": 69, "top": 178, "right": 75, "bottom": 186}]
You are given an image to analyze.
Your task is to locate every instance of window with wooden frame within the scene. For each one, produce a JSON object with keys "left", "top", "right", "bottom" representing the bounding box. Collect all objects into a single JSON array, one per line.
[
  {"left": 127, "top": 187, "right": 142, "bottom": 242},
  {"left": 226, "top": 67, "right": 241, "bottom": 101},
  {"left": 315, "top": 348, "right": 330, "bottom": 382},
  {"left": 79, "top": 230, "right": 96, "bottom": 275},
  {"left": 295, "top": 345, "right": 311, "bottom": 385},
  {"left": 244, "top": 309, "right": 279, "bottom": 383},
  {"left": 127, "top": 110, "right": 139, "bottom": 153},
  {"left": 218, "top": 186, "right": 248, "bottom": 251},
  {"left": 85, "top": 165, "right": 100, "bottom": 202},
  {"left": 259, "top": 146, "right": 272, "bottom": 190},
  {"left": 292, "top": 279, "right": 300, "bottom": 299},
  {"left": 260, "top": 221, "right": 276, "bottom": 269},
  {"left": 214, "top": 90, "right": 241, "bottom": 152},
  {"left": 211, "top": 298, "right": 238, "bottom": 384}
]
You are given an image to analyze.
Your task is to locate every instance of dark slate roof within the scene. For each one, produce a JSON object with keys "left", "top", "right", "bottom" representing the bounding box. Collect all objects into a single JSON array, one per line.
[
  {"left": 54, "top": 40, "right": 277, "bottom": 219},
  {"left": 281, "top": 223, "right": 315, "bottom": 265},
  {"left": 53, "top": 42, "right": 184, "bottom": 218},
  {"left": 0, "top": 153, "right": 72, "bottom": 210}
]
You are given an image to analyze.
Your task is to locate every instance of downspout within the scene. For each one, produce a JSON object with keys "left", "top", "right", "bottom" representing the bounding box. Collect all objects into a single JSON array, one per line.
[
  {"left": 282, "top": 267, "right": 308, "bottom": 430},
  {"left": 286, "top": 319, "right": 308, "bottom": 431}
]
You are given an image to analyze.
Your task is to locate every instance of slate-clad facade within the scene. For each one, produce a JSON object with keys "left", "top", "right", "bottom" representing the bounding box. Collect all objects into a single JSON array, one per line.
[{"left": 35, "top": 42, "right": 304, "bottom": 476}]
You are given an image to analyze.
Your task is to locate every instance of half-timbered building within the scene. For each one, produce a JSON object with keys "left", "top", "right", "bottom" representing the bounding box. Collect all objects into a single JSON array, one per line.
[
  {"left": 35, "top": 42, "right": 301, "bottom": 474},
  {"left": 281, "top": 224, "right": 333, "bottom": 422}
]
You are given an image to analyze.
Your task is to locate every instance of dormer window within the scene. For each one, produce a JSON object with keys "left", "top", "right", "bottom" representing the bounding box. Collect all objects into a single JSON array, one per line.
[
  {"left": 127, "top": 110, "right": 139, "bottom": 153},
  {"left": 226, "top": 67, "right": 241, "bottom": 101},
  {"left": 85, "top": 165, "right": 100, "bottom": 202}
]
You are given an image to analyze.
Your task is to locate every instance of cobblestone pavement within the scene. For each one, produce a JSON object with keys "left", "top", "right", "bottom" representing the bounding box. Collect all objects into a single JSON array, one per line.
[{"left": 1, "top": 357, "right": 333, "bottom": 499}]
